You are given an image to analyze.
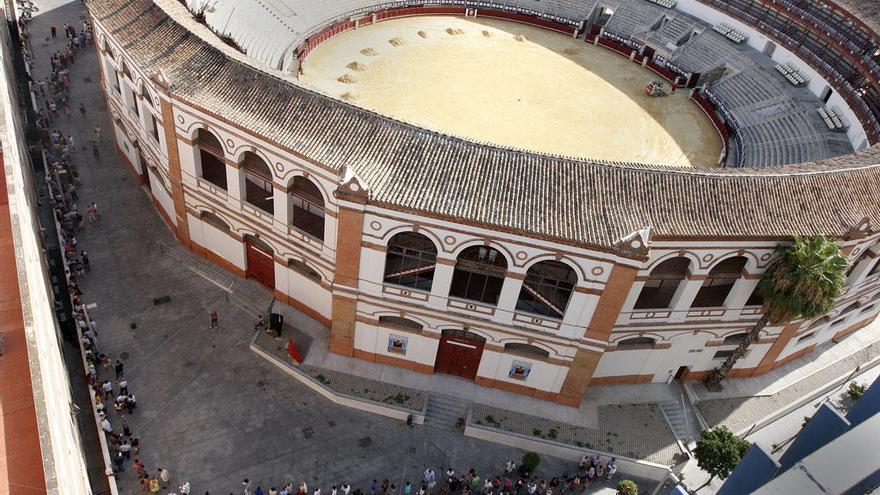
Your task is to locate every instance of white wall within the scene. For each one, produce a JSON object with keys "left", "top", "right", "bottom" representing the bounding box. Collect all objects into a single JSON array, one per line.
[
  {"left": 149, "top": 172, "right": 176, "bottom": 225},
  {"left": 353, "top": 321, "right": 440, "bottom": 366},
  {"left": 113, "top": 121, "right": 141, "bottom": 173},
  {"left": 476, "top": 349, "right": 568, "bottom": 393},
  {"left": 275, "top": 263, "right": 332, "bottom": 320},
  {"left": 187, "top": 213, "right": 245, "bottom": 269}
]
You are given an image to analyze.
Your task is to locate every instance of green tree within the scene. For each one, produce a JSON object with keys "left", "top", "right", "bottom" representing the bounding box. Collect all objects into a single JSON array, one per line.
[
  {"left": 616, "top": 479, "right": 638, "bottom": 495},
  {"left": 706, "top": 235, "right": 847, "bottom": 386},
  {"left": 694, "top": 426, "right": 750, "bottom": 485}
]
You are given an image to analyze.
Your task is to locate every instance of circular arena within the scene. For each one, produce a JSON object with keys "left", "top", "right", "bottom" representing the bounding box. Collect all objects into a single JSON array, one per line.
[
  {"left": 89, "top": 0, "right": 880, "bottom": 409},
  {"left": 301, "top": 15, "right": 722, "bottom": 166}
]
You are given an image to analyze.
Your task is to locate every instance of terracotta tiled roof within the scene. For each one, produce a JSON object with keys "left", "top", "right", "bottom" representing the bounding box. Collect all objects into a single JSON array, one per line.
[{"left": 87, "top": 0, "right": 880, "bottom": 249}]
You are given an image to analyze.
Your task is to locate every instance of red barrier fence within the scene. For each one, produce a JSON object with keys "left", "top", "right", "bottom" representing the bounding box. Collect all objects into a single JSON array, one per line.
[
  {"left": 692, "top": 91, "right": 730, "bottom": 165},
  {"left": 298, "top": 6, "right": 575, "bottom": 63},
  {"left": 597, "top": 37, "right": 634, "bottom": 57}
]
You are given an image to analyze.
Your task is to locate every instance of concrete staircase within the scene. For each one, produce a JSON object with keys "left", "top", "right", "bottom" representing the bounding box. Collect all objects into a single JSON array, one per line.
[
  {"left": 659, "top": 384, "right": 703, "bottom": 444},
  {"left": 424, "top": 394, "right": 471, "bottom": 432}
]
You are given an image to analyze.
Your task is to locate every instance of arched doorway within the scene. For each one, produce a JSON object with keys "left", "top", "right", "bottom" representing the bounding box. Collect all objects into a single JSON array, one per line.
[
  {"left": 244, "top": 235, "right": 275, "bottom": 289},
  {"left": 434, "top": 329, "right": 486, "bottom": 380}
]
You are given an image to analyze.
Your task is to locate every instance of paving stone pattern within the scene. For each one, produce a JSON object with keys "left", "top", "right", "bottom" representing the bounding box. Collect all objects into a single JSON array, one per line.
[
  {"left": 697, "top": 340, "right": 880, "bottom": 432},
  {"left": 253, "top": 325, "right": 426, "bottom": 411},
  {"left": 471, "top": 403, "right": 682, "bottom": 466}
]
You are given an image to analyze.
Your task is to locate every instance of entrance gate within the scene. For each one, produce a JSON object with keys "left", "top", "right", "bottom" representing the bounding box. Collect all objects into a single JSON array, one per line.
[
  {"left": 434, "top": 329, "right": 486, "bottom": 380},
  {"left": 245, "top": 236, "right": 275, "bottom": 289}
]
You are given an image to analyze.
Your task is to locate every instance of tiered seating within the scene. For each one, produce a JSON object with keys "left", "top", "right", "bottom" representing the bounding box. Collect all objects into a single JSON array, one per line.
[
  {"left": 672, "top": 31, "right": 751, "bottom": 73},
  {"left": 712, "top": 22, "right": 747, "bottom": 43},
  {"left": 774, "top": 62, "right": 809, "bottom": 86},
  {"left": 643, "top": 16, "right": 697, "bottom": 50},
  {"left": 647, "top": 0, "right": 676, "bottom": 8},
  {"left": 817, "top": 106, "right": 849, "bottom": 131},
  {"left": 603, "top": 0, "right": 666, "bottom": 37}
]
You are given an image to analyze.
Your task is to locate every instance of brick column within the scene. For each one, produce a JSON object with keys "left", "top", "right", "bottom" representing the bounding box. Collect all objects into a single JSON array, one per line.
[
  {"left": 328, "top": 178, "right": 367, "bottom": 356},
  {"left": 558, "top": 263, "right": 638, "bottom": 405},
  {"left": 157, "top": 91, "right": 190, "bottom": 249},
  {"left": 752, "top": 321, "right": 801, "bottom": 375}
]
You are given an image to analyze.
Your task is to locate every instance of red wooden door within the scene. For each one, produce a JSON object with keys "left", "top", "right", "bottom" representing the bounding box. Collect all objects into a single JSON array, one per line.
[
  {"left": 246, "top": 240, "right": 275, "bottom": 289},
  {"left": 435, "top": 333, "right": 485, "bottom": 380}
]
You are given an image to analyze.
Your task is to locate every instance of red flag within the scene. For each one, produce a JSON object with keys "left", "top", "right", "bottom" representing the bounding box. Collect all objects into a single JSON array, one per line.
[{"left": 288, "top": 338, "right": 302, "bottom": 363}]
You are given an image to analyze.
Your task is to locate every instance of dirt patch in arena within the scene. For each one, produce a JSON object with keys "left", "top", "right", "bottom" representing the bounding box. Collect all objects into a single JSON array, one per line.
[
  {"left": 388, "top": 37, "right": 406, "bottom": 47},
  {"left": 446, "top": 28, "right": 464, "bottom": 35},
  {"left": 514, "top": 33, "right": 526, "bottom": 42},
  {"left": 337, "top": 74, "right": 357, "bottom": 84},
  {"left": 418, "top": 31, "right": 428, "bottom": 38},
  {"left": 302, "top": 16, "right": 721, "bottom": 167},
  {"left": 346, "top": 61, "right": 366, "bottom": 71},
  {"left": 482, "top": 30, "right": 492, "bottom": 38},
  {"left": 340, "top": 92, "right": 356, "bottom": 101}
]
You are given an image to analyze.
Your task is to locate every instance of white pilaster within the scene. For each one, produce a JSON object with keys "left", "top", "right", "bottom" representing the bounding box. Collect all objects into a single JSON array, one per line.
[{"left": 428, "top": 260, "right": 455, "bottom": 309}]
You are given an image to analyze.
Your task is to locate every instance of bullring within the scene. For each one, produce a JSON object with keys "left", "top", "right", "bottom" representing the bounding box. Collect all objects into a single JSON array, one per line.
[{"left": 88, "top": 0, "right": 880, "bottom": 405}]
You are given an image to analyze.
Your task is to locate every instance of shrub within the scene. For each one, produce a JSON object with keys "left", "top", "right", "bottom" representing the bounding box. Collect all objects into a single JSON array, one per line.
[
  {"left": 848, "top": 382, "right": 867, "bottom": 401},
  {"left": 520, "top": 452, "right": 540, "bottom": 473},
  {"left": 616, "top": 480, "right": 638, "bottom": 495}
]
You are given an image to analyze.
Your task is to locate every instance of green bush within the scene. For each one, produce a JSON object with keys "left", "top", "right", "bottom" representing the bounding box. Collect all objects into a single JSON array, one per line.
[
  {"left": 848, "top": 382, "right": 867, "bottom": 401},
  {"left": 520, "top": 452, "right": 540, "bottom": 473},
  {"left": 616, "top": 480, "right": 638, "bottom": 495}
]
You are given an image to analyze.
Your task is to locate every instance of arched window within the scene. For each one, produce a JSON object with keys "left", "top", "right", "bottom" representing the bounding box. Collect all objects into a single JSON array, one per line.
[
  {"left": 383, "top": 232, "right": 437, "bottom": 291},
  {"left": 616, "top": 337, "right": 657, "bottom": 349},
  {"left": 634, "top": 257, "right": 690, "bottom": 309},
  {"left": 199, "top": 211, "right": 230, "bottom": 232},
  {"left": 722, "top": 333, "right": 748, "bottom": 345},
  {"left": 745, "top": 284, "right": 765, "bottom": 307},
  {"left": 289, "top": 177, "right": 324, "bottom": 240},
  {"left": 692, "top": 256, "right": 748, "bottom": 308},
  {"left": 449, "top": 246, "right": 508, "bottom": 305},
  {"left": 378, "top": 316, "right": 424, "bottom": 333},
  {"left": 288, "top": 259, "right": 321, "bottom": 283},
  {"left": 195, "top": 129, "right": 227, "bottom": 190},
  {"left": 240, "top": 152, "right": 274, "bottom": 214},
  {"left": 516, "top": 261, "right": 577, "bottom": 318},
  {"left": 504, "top": 343, "right": 550, "bottom": 358}
]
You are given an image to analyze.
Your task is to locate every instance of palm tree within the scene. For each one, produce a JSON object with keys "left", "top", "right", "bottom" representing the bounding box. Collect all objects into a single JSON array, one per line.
[{"left": 706, "top": 235, "right": 848, "bottom": 387}]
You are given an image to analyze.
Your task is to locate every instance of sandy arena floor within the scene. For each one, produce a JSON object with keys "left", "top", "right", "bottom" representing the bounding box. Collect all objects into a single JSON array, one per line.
[{"left": 301, "top": 16, "right": 722, "bottom": 167}]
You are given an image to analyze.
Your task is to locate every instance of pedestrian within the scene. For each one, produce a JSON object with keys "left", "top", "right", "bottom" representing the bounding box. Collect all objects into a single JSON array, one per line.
[
  {"left": 159, "top": 468, "right": 170, "bottom": 488},
  {"left": 243, "top": 479, "right": 252, "bottom": 495},
  {"left": 118, "top": 378, "right": 128, "bottom": 395},
  {"left": 210, "top": 310, "right": 218, "bottom": 329},
  {"left": 121, "top": 415, "right": 131, "bottom": 436},
  {"left": 92, "top": 140, "right": 100, "bottom": 159},
  {"left": 403, "top": 483, "right": 412, "bottom": 495},
  {"left": 424, "top": 469, "right": 436, "bottom": 493},
  {"left": 94, "top": 124, "right": 101, "bottom": 142},
  {"left": 101, "top": 417, "right": 112, "bottom": 433},
  {"left": 149, "top": 476, "right": 160, "bottom": 494},
  {"left": 68, "top": 134, "right": 76, "bottom": 149},
  {"left": 51, "top": 26, "right": 57, "bottom": 38},
  {"left": 120, "top": 438, "right": 132, "bottom": 458},
  {"left": 341, "top": 485, "right": 350, "bottom": 495},
  {"left": 180, "top": 481, "right": 191, "bottom": 495},
  {"left": 115, "top": 359, "right": 124, "bottom": 379},
  {"left": 254, "top": 488, "right": 263, "bottom": 495},
  {"left": 313, "top": 488, "right": 321, "bottom": 495},
  {"left": 82, "top": 251, "right": 90, "bottom": 272},
  {"left": 79, "top": 102, "right": 86, "bottom": 117},
  {"left": 101, "top": 379, "right": 113, "bottom": 396},
  {"left": 126, "top": 393, "right": 137, "bottom": 413},
  {"left": 369, "top": 480, "right": 379, "bottom": 495},
  {"left": 381, "top": 480, "right": 389, "bottom": 494},
  {"left": 113, "top": 451, "right": 125, "bottom": 472}
]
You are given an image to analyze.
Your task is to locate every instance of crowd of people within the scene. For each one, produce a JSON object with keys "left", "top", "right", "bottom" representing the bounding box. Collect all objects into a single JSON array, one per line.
[{"left": 193, "top": 458, "right": 619, "bottom": 495}]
